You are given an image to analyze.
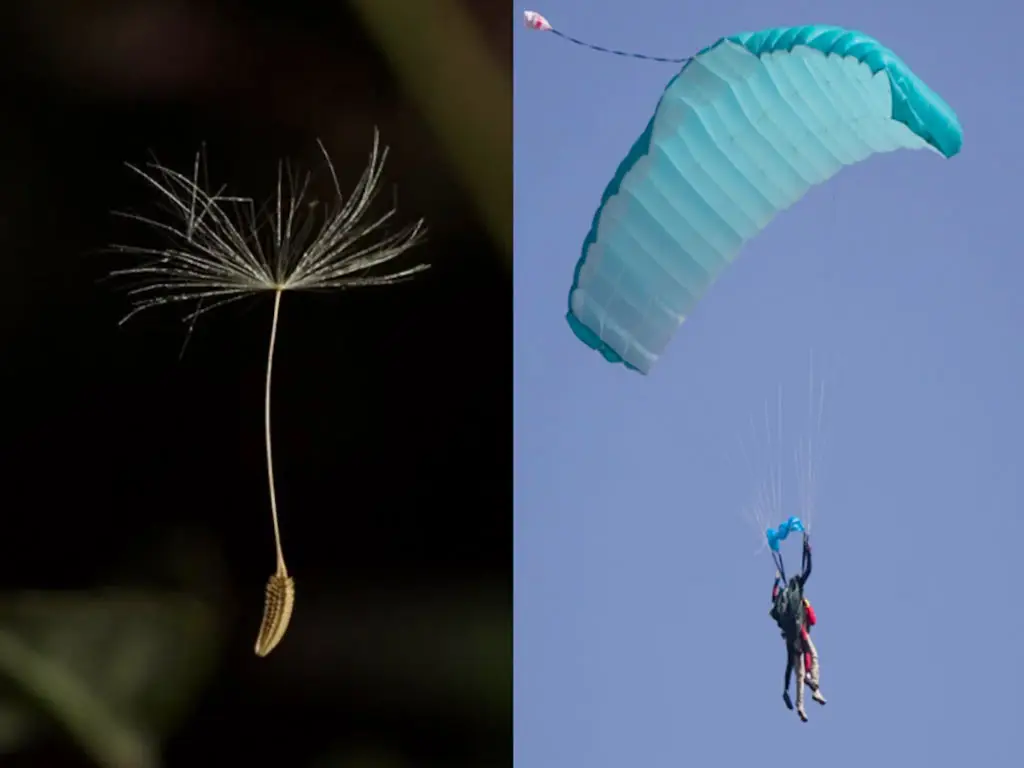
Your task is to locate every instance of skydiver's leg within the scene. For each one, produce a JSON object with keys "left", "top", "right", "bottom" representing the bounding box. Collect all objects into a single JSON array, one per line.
[
  {"left": 795, "top": 652, "right": 808, "bottom": 722},
  {"left": 803, "top": 628, "right": 813, "bottom": 678},
  {"left": 803, "top": 633, "right": 826, "bottom": 705},
  {"left": 782, "top": 651, "right": 794, "bottom": 710},
  {"left": 801, "top": 627, "right": 815, "bottom": 685}
]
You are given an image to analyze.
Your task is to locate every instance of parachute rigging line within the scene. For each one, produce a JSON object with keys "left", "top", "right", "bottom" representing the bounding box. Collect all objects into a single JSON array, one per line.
[
  {"left": 523, "top": 10, "right": 691, "bottom": 63},
  {"left": 772, "top": 550, "right": 787, "bottom": 584},
  {"left": 768, "top": 518, "right": 811, "bottom": 580}
]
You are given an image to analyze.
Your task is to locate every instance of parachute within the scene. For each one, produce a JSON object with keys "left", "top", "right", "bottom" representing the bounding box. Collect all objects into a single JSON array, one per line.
[
  {"left": 555, "top": 24, "right": 963, "bottom": 374},
  {"left": 523, "top": 10, "right": 551, "bottom": 32},
  {"left": 766, "top": 515, "right": 805, "bottom": 552}
]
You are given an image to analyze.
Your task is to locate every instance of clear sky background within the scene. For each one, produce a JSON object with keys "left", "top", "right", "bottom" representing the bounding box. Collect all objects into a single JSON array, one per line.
[{"left": 515, "top": 1, "right": 1023, "bottom": 766}]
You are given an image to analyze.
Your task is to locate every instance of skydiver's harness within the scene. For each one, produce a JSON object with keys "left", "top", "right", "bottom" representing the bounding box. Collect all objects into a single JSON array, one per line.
[{"left": 770, "top": 540, "right": 809, "bottom": 643}]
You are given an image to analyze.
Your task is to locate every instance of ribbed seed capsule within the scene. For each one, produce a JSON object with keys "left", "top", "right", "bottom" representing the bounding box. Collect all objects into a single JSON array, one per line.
[{"left": 254, "top": 572, "right": 295, "bottom": 657}]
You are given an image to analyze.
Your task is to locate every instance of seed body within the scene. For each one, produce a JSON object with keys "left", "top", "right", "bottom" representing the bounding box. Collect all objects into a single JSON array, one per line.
[{"left": 254, "top": 572, "right": 295, "bottom": 657}]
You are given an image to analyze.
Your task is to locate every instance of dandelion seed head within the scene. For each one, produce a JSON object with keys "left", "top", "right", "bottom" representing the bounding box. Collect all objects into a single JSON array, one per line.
[{"left": 109, "top": 129, "right": 429, "bottom": 325}]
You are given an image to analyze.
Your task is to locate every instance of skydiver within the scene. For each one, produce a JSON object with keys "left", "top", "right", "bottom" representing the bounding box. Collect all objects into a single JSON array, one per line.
[
  {"left": 772, "top": 572, "right": 808, "bottom": 721},
  {"left": 770, "top": 535, "right": 823, "bottom": 721},
  {"left": 800, "top": 595, "right": 826, "bottom": 706}
]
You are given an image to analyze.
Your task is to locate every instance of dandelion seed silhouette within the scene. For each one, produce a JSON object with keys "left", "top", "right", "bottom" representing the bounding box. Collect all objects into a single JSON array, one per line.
[{"left": 110, "top": 130, "right": 428, "bottom": 656}]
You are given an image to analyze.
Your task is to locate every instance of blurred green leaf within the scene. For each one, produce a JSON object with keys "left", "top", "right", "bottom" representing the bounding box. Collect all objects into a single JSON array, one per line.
[
  {"left": 0, "top": 590, "right": 222, "bottom": 768},
  {"left": 264, "top": 587, "right": 509, "bottom": 725},
  {"left": 349, "top": 0, "right": 512, "bottom": 263},
  {"left": 0, "top": 698, "right": 37, "bottom": 752}
]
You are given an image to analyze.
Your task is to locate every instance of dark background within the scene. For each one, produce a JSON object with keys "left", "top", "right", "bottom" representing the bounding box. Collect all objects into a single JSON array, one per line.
[{"left": 0, "top": 2, "right": 510, "bottom": 767}]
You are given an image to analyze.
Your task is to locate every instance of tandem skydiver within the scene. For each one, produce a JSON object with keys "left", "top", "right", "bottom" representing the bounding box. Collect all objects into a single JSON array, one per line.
[{"left": 770, "top": 534, "right": 826, "bottom": 721}]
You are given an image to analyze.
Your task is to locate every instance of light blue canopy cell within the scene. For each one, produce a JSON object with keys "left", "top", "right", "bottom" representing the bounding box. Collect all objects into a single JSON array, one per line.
[
  {"left": 566, "top": 25, "right": 963, "bottom": 374},
  {"left": 766, "top": 515, "right": 806, "bottom": 552}
]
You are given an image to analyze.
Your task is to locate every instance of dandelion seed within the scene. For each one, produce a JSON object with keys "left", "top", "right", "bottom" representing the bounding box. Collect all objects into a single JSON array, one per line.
[
  {"left": 110, "top": 130, "right": 428, "bottom": 657},
  {"left": 255, "top": 571, "right": 296, "bottom": 657}
]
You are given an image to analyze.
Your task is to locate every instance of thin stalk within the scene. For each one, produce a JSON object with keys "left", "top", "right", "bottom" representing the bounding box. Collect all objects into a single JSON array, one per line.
[
  {"left": 266, "top": 289, "right": 287, "bottom": 578},
  {"left": 253, "top": 287, "right": 295, "bottom": 657}
]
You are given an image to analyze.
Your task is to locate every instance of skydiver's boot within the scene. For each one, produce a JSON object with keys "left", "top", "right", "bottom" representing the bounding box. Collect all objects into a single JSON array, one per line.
[
  {"left": 804, "top": 673, "right": 825, "bottom": 698},
  {"left": 797, "top": 705, "right": 808, "bottom": 722},
  {"left": 783, "top": 654, "right": 795, "bottom": 710}
]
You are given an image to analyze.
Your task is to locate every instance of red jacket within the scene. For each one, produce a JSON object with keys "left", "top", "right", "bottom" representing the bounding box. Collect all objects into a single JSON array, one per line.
[{"left": 803, "top": 599, "right": 816, "bottom": 627}]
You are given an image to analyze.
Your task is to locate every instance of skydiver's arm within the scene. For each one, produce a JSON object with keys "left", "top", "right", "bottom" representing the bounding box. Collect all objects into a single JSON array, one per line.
[
  {"left": 772, "top": 572, "right": 781, "bottom": 600},
  {"left": 799, "top": 542, "right": 812, "bottom": 585}
]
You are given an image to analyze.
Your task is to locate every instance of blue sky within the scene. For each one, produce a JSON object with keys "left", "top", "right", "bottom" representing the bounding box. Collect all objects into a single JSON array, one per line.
[{"left": 515, "top": 1, "right": 1023, "bottom": 766}]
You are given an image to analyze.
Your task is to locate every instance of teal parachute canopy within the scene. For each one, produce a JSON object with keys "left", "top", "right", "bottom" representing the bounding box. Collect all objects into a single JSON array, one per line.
[{"left": 567, "top": 25, "right": 962, "bottom": 374}]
